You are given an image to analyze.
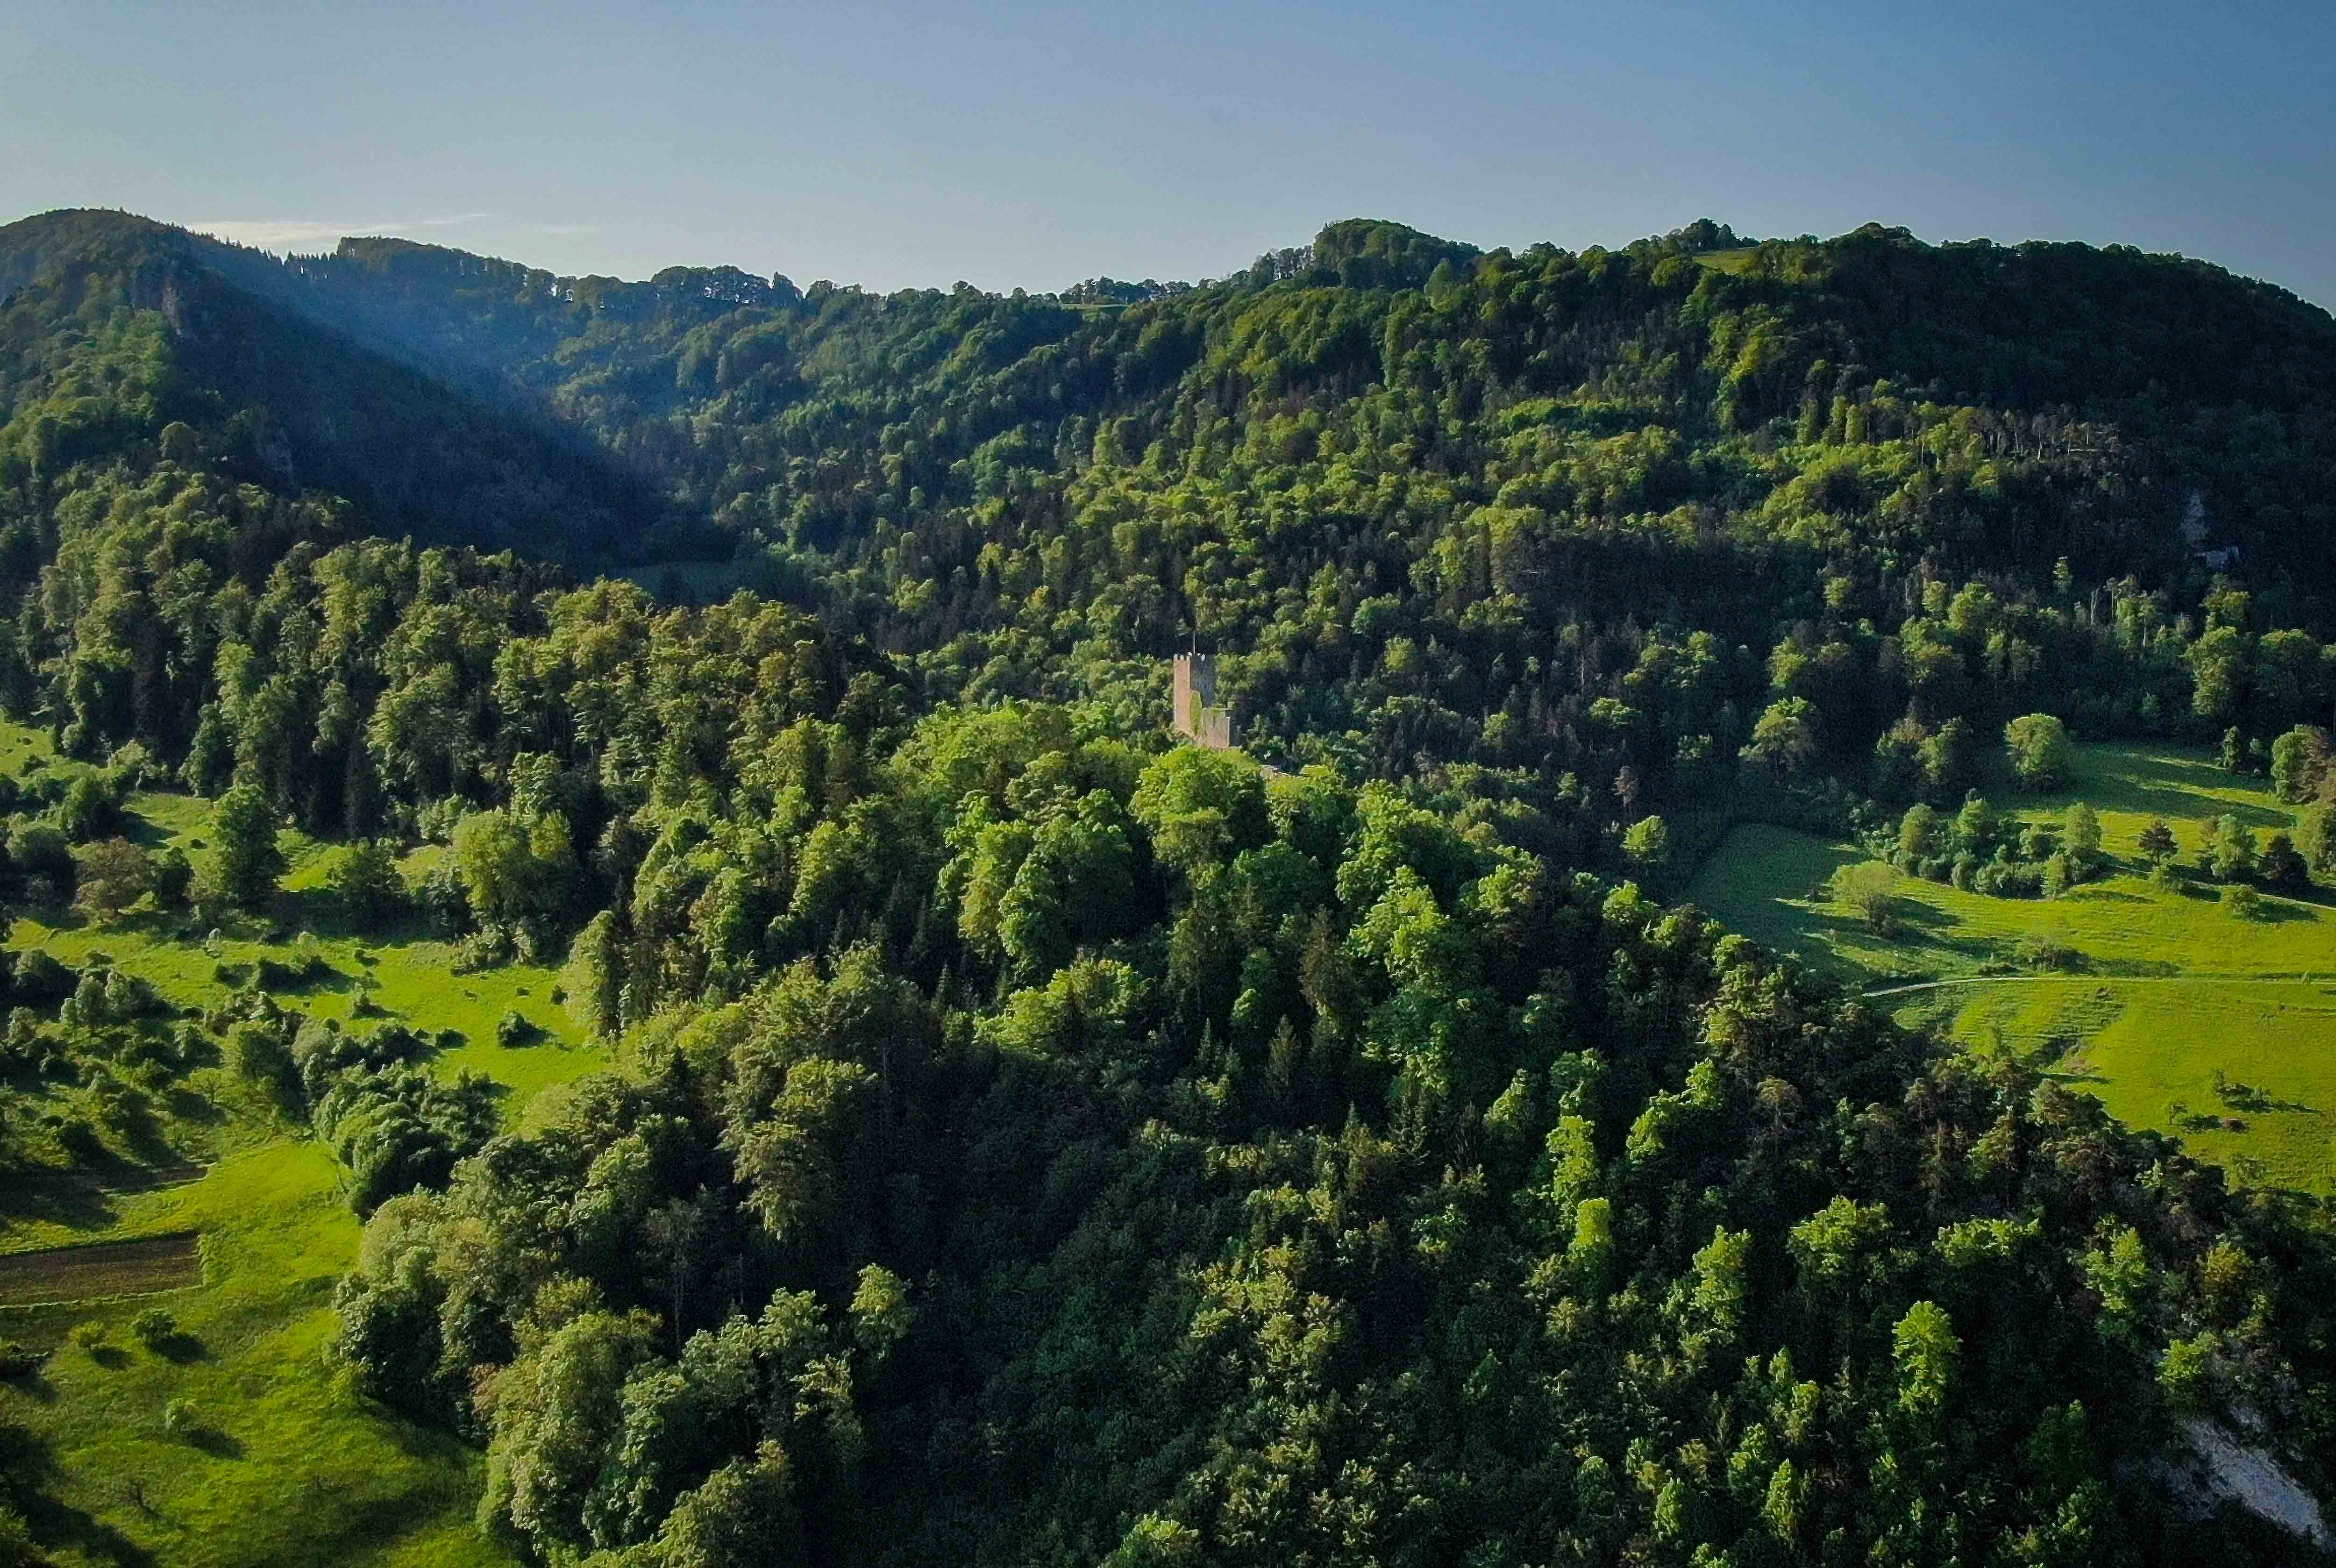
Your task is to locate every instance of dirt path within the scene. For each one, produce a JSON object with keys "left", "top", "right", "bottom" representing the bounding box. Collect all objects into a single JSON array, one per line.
[{"left": 1864, "top": 973, "right": 2336, "bottom": 1000}]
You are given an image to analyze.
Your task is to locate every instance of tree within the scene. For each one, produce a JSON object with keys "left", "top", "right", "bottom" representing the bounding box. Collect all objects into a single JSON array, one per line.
[
  {"left": 2187, "top": 627, "right": 2247, "bottom": 722},
  {"left": 2259, "top": 832, "right": 2307, "bottom": 890},
  {"left": 71, "top": 837, "right": 151, "bottom": 919},
  {"left": 2042, "top": 852, "right": 2076, "bottom": 899},
  {"left": 2223, "top": 884, "right": 2264, "bottom": 920},
  {"left": 1620, "top": 815, "right": 1669, "bottom": 871},
  {"left": 561, "top": 911, "right": 626, "bottom": 1037},
  {"left": 2270, "top": 726, "right": 2330, "bottom": 803},
  {"left": 2062, "top": 802, "right": 2102, "bottom": 867},
  {"left": 2208, "top": 814, "right": 2257, "bottom": 882},
  {"left": 331, "top": 840, "right": 406, "bottom": 929},
  {"left": 212, "top": 783, "right": 286, "bottom": 909},
  {"left": 1896, "top": 803, "right": 1941, "bottom": 865},
  {"left": 1893, "top": 1299, "right": 1959, "bottom": 1417},
  {"left": 8, "top": 821, "right": 74, "bottom": 902},
  {"left": 2137, "top": 818, "right": 2179, "bottom": 869},
  {"left": 151, "top": 845, "right": 193, "bottom": 910},
  {"left": 1921, "top": 717, "right": 1977, "bottom": 797},
  {"left": 1740, "top": 698, "right": 1818, "bottom": 776},
  {"left": 2300, "top": 804, "right": 2336, "bottom": 879},
  {"left": 1836, "top": 862, "right": 1899, "bottom": 933},
  {"left": 451, "top": 808, "right": 578, "bottom": 930},
  {"left": 2003, "top": 713, "right": 2073, "bottom": 792},
  {"left": 1951, "top": 793, "right": 2002, "bottom": 858}
]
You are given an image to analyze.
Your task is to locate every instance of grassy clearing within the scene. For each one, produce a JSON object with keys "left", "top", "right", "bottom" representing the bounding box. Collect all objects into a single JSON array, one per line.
[
  {"left": 0, "top": 721, "right": 605, "bottom": 1565},
  {"left": 1687, "top": 742, "right": 2336, "bottom": 1192},
  {"left": 2, "top": 1142, "right": 512, "bottom": 1567}
]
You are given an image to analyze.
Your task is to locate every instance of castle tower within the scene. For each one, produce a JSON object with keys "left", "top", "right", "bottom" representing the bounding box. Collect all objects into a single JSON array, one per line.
[
  {"left": 1171, "top": 653, "right": 1232, "bottom": 748},
  {"left": 1172, "top": 652, "right": 1214, "bottom": 736}
]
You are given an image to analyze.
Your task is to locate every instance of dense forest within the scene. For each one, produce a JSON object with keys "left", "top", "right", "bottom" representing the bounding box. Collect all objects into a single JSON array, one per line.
[{"left": 2, "top": 206, "right": 2335, "bottom": 1563}]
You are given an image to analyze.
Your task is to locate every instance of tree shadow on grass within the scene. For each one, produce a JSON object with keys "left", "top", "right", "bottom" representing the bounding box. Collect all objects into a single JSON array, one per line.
[
  {"left": 2065, "top": 748, "right": 2293, "bottom": 829},
  {"left": 0, "top": 1165, "right": 121, "bottom": 1233},
  {"left": 21, "top": 1483, "right": 158, "bottom": 1567},
  {"left": 149, "top": 1331, "right": 208, "bottom": 1365},
  {"left": 184, "top": 1425, "right": 244, "bottom": 1460},
  {"left": 249, "top": 954, "right": 354, "bottom": 998},
  {"left": 159, "top": 1086, "right": 224, "bottom": 1127},
  {"left": 265, "top": 882, "right": 427, "bottom": 949},
  {"left": 1888, "top": 898, "right": 1966, "bottom": 933}
]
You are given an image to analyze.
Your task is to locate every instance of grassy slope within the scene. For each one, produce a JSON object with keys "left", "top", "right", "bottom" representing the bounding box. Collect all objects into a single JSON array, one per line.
[
  {"left": 0, "top": 725, "right": 606, "bottom": 1567},
  {"left": 1687, "top": 742, "right": 2336, "bottom": 1192}
]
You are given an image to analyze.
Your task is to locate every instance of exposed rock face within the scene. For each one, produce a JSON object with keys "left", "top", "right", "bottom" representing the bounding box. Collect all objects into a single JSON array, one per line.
[{"left": 2174, "top": 1417, "right": 2329, "bottom": 1546}]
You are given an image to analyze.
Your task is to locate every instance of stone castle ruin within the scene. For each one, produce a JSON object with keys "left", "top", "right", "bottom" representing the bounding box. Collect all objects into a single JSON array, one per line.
[{"left": 1171, "top": 653, "right": 1234, "bottom": 749}]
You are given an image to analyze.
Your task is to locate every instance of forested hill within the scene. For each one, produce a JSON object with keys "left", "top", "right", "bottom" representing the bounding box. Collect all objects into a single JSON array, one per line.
[
  {"left": 0, "top": 209, "right": 663, "bottom": 563},
  {"left": 6, "top": 206, "right": 2336, "bottom": 862},
  {"left": 5, "top": 206, "right": 2336, "bottom": 1562}
]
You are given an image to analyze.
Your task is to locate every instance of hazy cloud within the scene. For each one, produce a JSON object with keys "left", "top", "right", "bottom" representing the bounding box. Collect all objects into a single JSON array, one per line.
[{"left": 188, "top": 212, "right": 493, "bottom": 250}]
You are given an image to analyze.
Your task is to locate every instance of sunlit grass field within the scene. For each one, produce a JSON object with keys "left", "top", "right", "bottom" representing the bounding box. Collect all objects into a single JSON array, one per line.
[
  {"left": 0, "top": 720, "right": 607, "bottom": 1566},
  {"left": 1688, "top": 742, "right": 2336, "bottom": 1192}
]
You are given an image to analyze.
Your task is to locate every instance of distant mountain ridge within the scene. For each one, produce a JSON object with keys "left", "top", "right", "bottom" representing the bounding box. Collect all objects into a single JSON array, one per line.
[{"left": 3, "top": 206, "right": 2334, "bottom": 603}]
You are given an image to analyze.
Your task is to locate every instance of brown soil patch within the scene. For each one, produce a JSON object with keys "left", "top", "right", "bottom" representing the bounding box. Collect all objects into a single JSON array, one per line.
[{"left": 0, "top": 1231, "right": 203, "bottom": 1305}]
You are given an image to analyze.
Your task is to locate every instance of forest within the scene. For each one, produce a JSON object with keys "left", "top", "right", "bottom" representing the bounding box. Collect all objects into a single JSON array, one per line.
[{"left": 0, "top": 205, "right": 2333, "bottom": 1564}]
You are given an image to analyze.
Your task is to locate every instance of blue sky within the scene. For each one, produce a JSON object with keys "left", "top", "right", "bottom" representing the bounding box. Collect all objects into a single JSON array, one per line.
[{"left": 7, "top": 0, "right": 2332, "bottom": 305}]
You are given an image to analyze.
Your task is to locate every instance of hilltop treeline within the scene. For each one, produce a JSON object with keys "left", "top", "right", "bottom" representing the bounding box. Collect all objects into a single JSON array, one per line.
[
  {"left": 7, "top": 209, "right": 2334, "bottom": 870},
  {"left": 0, "top": 207, "right": 2334, "bottom": 1561}
]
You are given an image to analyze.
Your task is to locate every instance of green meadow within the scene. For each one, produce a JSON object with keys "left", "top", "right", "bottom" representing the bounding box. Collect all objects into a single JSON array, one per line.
[
  {"left": 0, "top": 724, "right": 606, "bottom": 1566},
  {"left": 1688, "top": 742, "right": 2336, "bottom": 1193}
]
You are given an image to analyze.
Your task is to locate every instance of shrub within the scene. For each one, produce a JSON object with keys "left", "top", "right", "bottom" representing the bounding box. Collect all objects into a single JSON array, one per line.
[
  {"left": 1972, "top": 862, "right": 2043, "bottom": 899},
  {"left": 495, "top": 1010, "right": 535, "bottom": 1048},
  {"left": 130, "top": 1306, "right": 177, "bottom": 1346},
  {"left": 163, "top": 1396, "right": 201, "bottom": 1438},
  {"left": 2222, "top": 884, "right": 2265, "bottom": 920},
  {"left": 68, "top": 1320, "right": 108, "bottom": 1354},
  {"left": 2015, "top": 933, "right": 2086, "bottom": 972},
  {"left": 0, "top": 1339, "right": 40, "bottom": 1376}
]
